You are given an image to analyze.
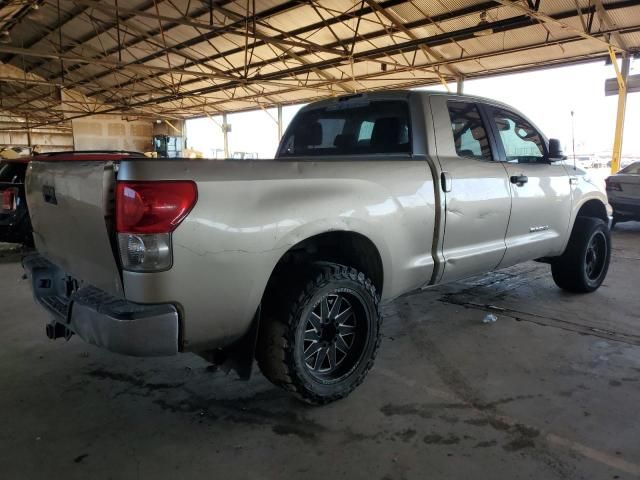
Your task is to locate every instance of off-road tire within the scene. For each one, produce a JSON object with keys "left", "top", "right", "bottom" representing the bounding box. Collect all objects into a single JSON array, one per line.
[
  {"left": 551, "top": 217, "right": 611, "bottom": 293},
  {"left": 256, "top": 262, "right": 382, "bottom": 405}
]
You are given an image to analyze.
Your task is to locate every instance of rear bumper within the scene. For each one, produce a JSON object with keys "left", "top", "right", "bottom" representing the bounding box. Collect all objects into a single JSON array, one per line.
[
  {"left": 23, "top": 254, "right": 179, "bottom": 356},
  {"left": 610, "top": 201, "right": 640, "bottom": 218}
]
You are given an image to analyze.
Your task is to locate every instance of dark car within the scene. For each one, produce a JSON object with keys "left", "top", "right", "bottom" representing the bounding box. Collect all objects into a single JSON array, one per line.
[
  {"left": 0, "top": 158, "right": 32, "bottom": 245},
  {"left": 0, "top": 151, "right": 147, "bottom": 246},
  {"left": 606, "top": 161, "right": 640, "bottom": 227}
]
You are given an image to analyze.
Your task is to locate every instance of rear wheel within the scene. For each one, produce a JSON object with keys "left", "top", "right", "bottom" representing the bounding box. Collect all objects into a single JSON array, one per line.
[
  {"left": 256, "top": 262, "right": 382, "bottom": 404},
  {"left": 551, "top": 217, "right": 611, "bottom": 293}
]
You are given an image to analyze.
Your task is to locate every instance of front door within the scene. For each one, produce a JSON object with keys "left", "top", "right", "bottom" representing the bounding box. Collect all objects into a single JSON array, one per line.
[
  {"left": 430, "top": 96, "right": 512, "bottom": 283},
  {"left": 485, "top": 106, "right": 572, "bottom": 267}
]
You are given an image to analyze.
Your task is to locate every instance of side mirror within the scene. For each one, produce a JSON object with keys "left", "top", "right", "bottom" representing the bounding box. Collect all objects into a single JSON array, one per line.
[{"left": 547, "top": 138, "right": 566, "bottom": 161}]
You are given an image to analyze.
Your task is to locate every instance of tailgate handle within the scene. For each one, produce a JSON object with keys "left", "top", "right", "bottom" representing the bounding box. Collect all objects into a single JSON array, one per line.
[{"left": 42, "top": 185, "right": 58, "bottom": 205}]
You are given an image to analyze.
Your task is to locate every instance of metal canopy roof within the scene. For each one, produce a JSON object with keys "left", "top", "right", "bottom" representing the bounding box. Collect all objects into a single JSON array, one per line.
[{"left": 0, "top": 0, "right": 638, "bottom": 127}]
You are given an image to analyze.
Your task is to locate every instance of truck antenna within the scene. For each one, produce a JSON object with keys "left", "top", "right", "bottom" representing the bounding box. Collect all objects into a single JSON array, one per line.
[{"left": 571, "top": 110, "right": 577, "bottom": 170}]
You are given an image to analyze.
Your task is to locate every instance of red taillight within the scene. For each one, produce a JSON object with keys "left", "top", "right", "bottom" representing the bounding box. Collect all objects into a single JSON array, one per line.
[
  {"left": 605, "top": 178, "right": 622, "bottom": 192},
  {"left": 115, "top": 181, "right": 197, "bottom": 234},
  {"left": 2, "top": 188, "right": 18, "bottom": 211}
]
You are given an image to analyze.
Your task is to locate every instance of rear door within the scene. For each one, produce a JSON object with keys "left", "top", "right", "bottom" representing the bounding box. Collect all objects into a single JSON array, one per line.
[
  {"left": 26, "top": 161, "right": 123, "bottom": 295},
  {"left": 430, "top": 96, "right": 512, "bottom": 283},
  {"left": 485, "top": 105, "right": 572, "bottom": 266}
]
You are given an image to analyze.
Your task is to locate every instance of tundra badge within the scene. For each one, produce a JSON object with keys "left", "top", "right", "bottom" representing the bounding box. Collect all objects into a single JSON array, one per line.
[{"left": 529, "top": 225, "right": 549, "bottom": 233}]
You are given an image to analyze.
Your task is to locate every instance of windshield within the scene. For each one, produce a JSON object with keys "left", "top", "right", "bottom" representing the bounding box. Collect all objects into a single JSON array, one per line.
[{"left": 279, "top": 100, "right": 411, "bottom": 157}]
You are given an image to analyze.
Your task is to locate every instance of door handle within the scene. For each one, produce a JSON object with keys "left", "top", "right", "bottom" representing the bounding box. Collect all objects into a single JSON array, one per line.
[
  {"left": 441, "top": 171, "right": 452, "bottom": 193},
  {"left": 510, "top": 175, "right": 528, "bottom": 186}
]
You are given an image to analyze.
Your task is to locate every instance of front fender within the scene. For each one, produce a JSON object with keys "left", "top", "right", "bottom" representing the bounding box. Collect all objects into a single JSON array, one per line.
[{"left": 562, "top": 172, "right": 610, "bottom": 252}]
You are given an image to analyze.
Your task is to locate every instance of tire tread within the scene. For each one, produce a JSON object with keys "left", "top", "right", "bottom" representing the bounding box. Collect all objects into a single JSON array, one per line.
[
  {"left": 256, "top": 261, "right": 382, "bottom": 405},
  {"left": 551, "top": 217, "right": 610, "bottom": 293}
]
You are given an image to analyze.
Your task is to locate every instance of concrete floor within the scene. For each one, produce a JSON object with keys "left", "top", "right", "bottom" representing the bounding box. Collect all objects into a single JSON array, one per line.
[{"left": 1, "top": 225, "right": 639, "bottom": 480}]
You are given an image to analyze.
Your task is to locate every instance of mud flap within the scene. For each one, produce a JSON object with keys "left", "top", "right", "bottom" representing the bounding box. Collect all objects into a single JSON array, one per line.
[{"left": 197, "top": 306, "right": 261, "bottom": 380}]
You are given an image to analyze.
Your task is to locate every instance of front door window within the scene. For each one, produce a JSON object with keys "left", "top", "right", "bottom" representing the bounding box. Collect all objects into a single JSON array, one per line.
[{"left": 491, "top": 108, "right": 545, "bottom": 164}]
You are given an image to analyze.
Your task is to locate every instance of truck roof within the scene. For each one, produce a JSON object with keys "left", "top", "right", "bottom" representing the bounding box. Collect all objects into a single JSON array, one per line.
[
  {"left": 18, "top": 151, "right": 146, "bottom": 163},
  {"left": 298, "top": 89, "right": 511, "bottom": 112}
]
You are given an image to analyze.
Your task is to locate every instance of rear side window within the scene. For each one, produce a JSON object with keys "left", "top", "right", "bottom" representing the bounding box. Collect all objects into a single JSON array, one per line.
[
  {"left": 447, "top": 102, "right": 492, "bottom": 161},
  {"left": 279, "top": 100, "right": 411, "bottom": 157},
  {"left": 490, "top": 108, "right": 545, "bottom": 163}
]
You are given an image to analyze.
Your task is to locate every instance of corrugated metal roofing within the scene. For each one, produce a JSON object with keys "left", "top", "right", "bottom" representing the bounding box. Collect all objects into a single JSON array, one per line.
[{"left": 0, "top": 0, "right": 637, "bottom": 126}]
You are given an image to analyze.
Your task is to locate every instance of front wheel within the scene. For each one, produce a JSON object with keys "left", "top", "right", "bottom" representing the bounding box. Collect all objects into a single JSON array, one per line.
[
  {"left": 256, "top": 262, "right": 382, "bottom": 405},
  {"left": 551, "top": 217, "right": 611, "bottom": 293}
]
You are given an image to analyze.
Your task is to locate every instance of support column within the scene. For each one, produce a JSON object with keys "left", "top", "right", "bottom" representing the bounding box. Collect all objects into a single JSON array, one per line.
[
  {"left": 222, "top": 112, "right": 230, "bottom": 158},
  {"left": 277, "top": 104, "right": 283, "bottom": 140},
  {"left": 26, "top": 115, "right": 32, "bottom": 148},
  {"left": 609, "top": 50, "right": 630, "bottom": 174},
  {"left": 456, "top": 76, "right": 465, "bottom": 95}
]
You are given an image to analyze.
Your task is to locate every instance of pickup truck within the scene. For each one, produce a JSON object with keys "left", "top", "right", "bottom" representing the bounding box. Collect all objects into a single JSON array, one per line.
[{"left": 23, "top": 91, "right": 612, "bottom": 404}]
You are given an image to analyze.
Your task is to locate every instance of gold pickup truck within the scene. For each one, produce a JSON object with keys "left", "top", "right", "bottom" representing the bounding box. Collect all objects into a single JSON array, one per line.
[{"left": 23, "top": 90, "right": 611, "bottom": 404}]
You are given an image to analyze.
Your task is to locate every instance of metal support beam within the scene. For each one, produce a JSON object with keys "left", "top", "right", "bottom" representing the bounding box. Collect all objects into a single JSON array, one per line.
[
  {"left": 363, "top": 0, "right": 455, "bottom": 91},
  {"left": 78, "top": 0, "right": 638, "bottom": 105},
  {"left": 0, "top": 45, "right": 237, "bottom": 81},
  {"left": 277, "top": 104, "right": 283, "bottom": 140},
  {"left": 494, "top": 0, "right": 628, "bottom": 53},
  {"left": 164, "top": 120, "right": 181, "bottom": 135},
  {"left": 109, "top": 2, "right": 640, "bottom": 111},
  {"left": 593, "top": 0, "right": 629, "bottom": 51},
  {"left": 0, "top": 77, "right": 62, "bottom": 87},
  {"left": 457, "top": 76, "right": 465, "bottom": 95},
  {"left": 26, "top": 116, "right": 32, "bottom": 148},
  {"left": 609, "top": 49, "right": 630, "bottom": 174},
  {"left": 70, "top": 0, "right": 345, "bottom": 56},
  {"left": 222, "top": 112, "right": 230, "bottom": 159}
]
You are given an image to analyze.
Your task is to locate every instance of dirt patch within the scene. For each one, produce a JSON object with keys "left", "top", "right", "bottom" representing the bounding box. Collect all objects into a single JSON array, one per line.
[
  {"left": 474, "top": 440, "right": 497, "bottom": 448},
  {"left": 380, "top": 403, "right": 434, "bottom": 419},
  {"left": 423, "top": 433, "right": 460, "bottom": 445},
  {"left": 396, "top": 428, "right": 417, "bottom": 442},
  {"left": 87, "top": 369, "right": 184, "bottom": 391},
  {"left": 503, "top": 436, "right": 536, "bottom": 451},
  {"left": 272, "top": 424, "right": 318, "bottom": 442}
]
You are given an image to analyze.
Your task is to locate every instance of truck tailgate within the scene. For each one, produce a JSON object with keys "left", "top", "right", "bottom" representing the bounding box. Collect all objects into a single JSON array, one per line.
[{"left": 26, "top": 161, "right": 123, "bottom": 296}]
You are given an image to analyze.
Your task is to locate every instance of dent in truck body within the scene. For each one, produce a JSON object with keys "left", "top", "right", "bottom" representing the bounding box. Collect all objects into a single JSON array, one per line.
[{"left": 117, "top": 158, "right": 437, "bottom": 351}]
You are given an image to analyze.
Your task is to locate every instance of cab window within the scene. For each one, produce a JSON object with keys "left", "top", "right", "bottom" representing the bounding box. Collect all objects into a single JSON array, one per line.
[
  {"left": 447, "top": 102, "right": 492, "bottom": 161},
  {"left": 279, "top": 100, "right": 411, "bottom": 157},
  {"left": 490, "top": 108, "right": 545, "bottom": 163}
]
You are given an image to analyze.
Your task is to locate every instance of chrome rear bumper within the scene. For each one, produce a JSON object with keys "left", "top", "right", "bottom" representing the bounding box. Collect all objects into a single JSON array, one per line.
[{"left": 23, "top": 254, "right": 179, "bottom": 356}]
